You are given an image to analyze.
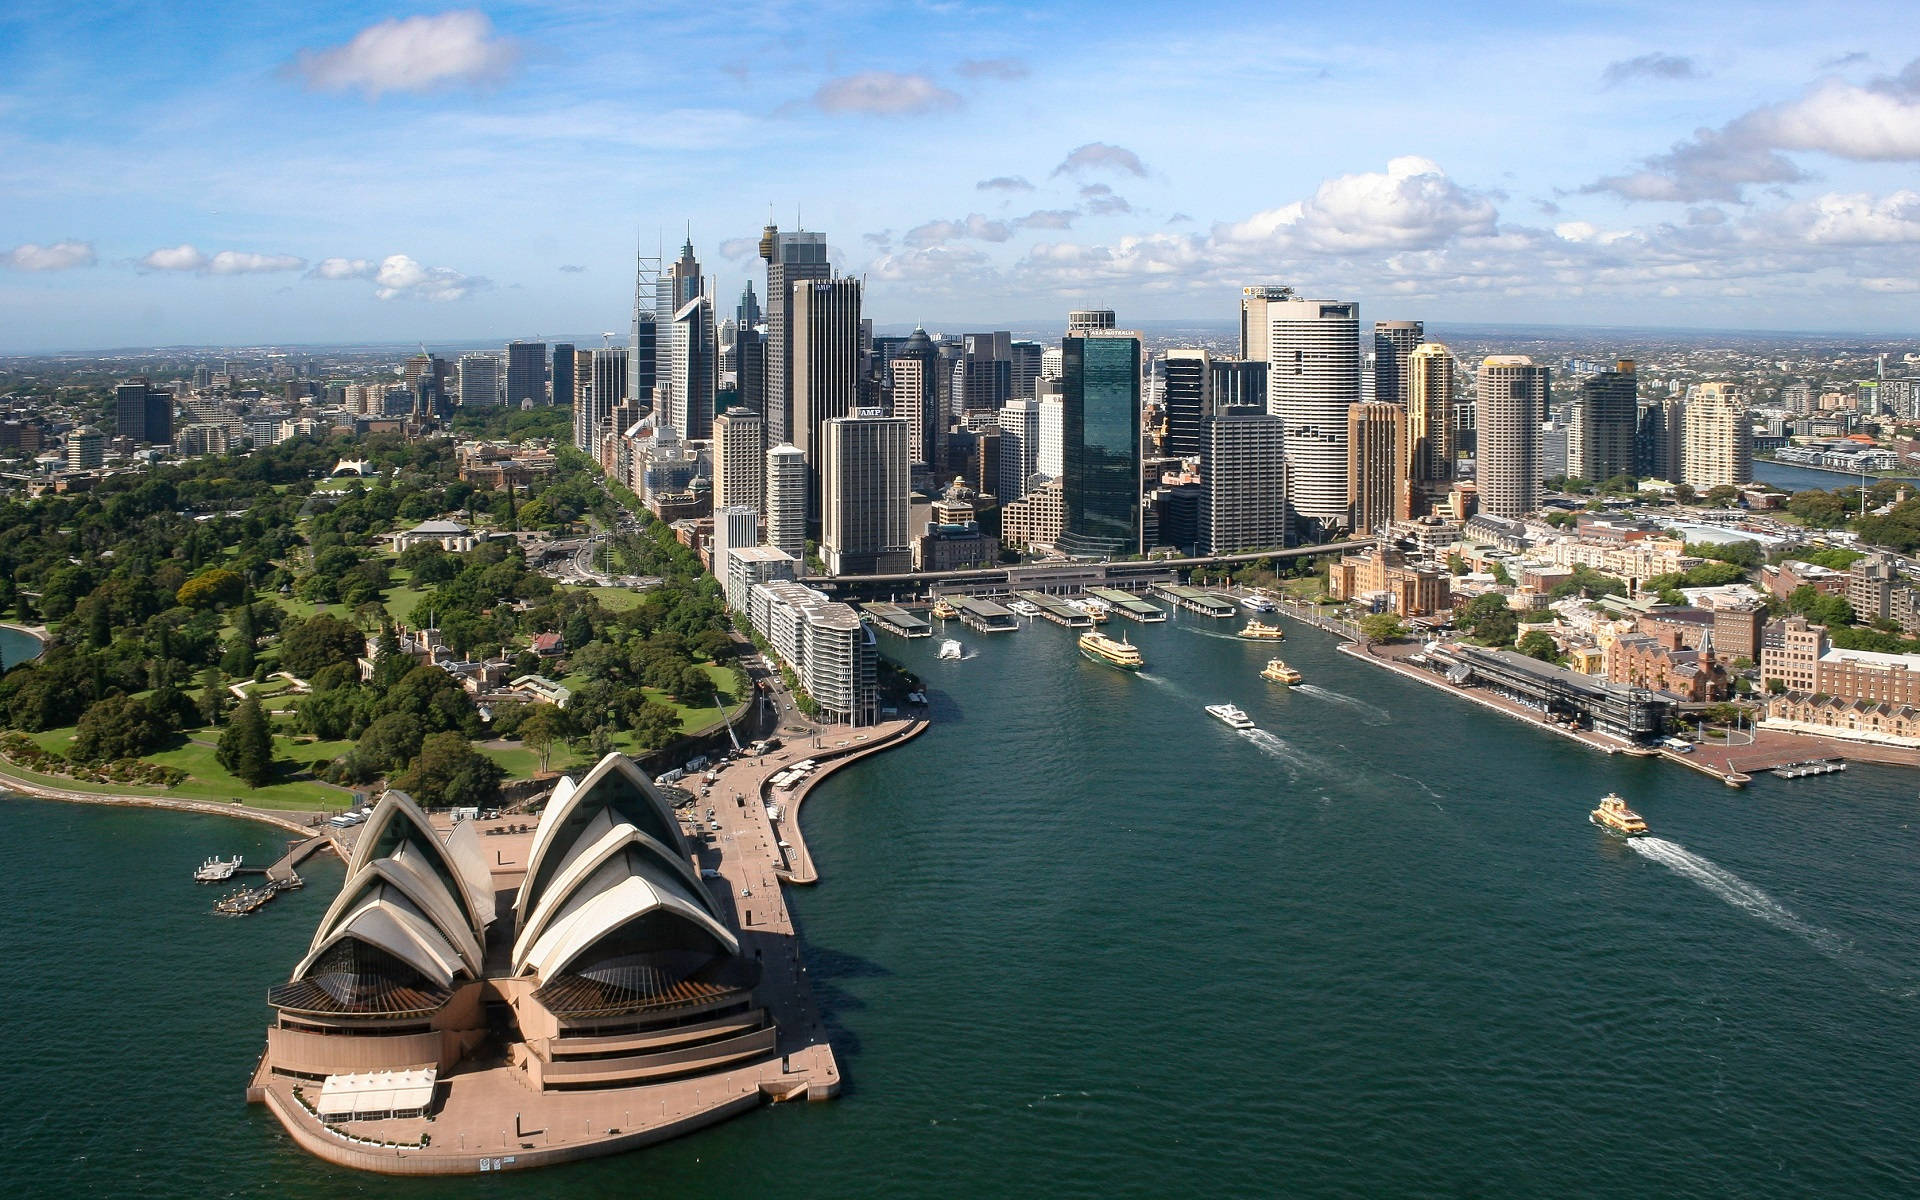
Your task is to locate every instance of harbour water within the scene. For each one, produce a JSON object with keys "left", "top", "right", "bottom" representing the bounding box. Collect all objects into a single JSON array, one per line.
[
  {"left": 1753, "top": 459, "right": 1920, "bottom": 493},
  {"left": 0, "top": 625, "right": 43, "bottom": 671},
  {"left": 4, "top": 611, "right": 1919, "bottom": 1196}
]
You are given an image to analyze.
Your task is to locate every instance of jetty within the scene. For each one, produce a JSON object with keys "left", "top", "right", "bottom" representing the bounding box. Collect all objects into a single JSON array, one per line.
[
  {"left": 1085, "top": 587, "right": 1166, "bottom": 622},
  {"left": 1152, "top": 585, "right": 1238, "bottom": 618},
  {"left": 1013, "top": 590, "right": 1092, "bottom": 628},
  {"left": 860, "top": 602, "right": 931, "bottom": 639},
  {"left": 1773, "top": 758, "right": 1847, "bottom": 779},
  {"left": 949, "top": 595, "right": 1019, "bottom": 633}
]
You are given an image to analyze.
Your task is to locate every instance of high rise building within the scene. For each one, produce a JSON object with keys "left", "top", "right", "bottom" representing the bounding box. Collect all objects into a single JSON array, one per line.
[
  {"left": 659, "top": 236, "right": 703, "bottom": 320},
  {"left": 1059, "top": 330, "right": 1143, "bottom": 559},
  {"left": 665, "top": 296, "right": 717, "bottom": 439},
  {"left": 1682, "top": 381, "right": 1752, "bottom": 490},
  {"left": 114, "top": 379, "right": 168, "bottom": 443},
  {"left": 955, "top": 332, "right": 1013, "bottom": 415},
  {"left": 888, "top": 327, "right": 940, "bottom": 473},
  {"left": 1202, "top": 407, "right": 1288, "bottom": 554},
  {"left": 66, "top": 427, "right": 104, "bottom": 469},
  {"left": 1037, "top": 386, "right": 1064, "bottom": 480},
  {"left": 998, "top": 398, "right": 1042, "bottom": 501},
  {"left": 1211, "top": 358, "right": 1267, "bottom": 410},
  {"left": 550, "top": 344, "right": 575, "bottom": 412},
  {"left": 766, "top": 443, "right": 808, "bottom": 568},
  {"left": 1067, "top": 309, "right": 1116, "bottom": 333},
  {"left": 790, "top": 276, "right": 862, "bottom": 514},
  {"left": 711, "top": 504, "right": 759, "bottom": 611},
  {"left": 821, "top": 411, "right": 911, "bottom": 575},
  {"left": 503, "top": 341, "right": 546, "bottom": 407},
  {"left": 759, "top": 225, "right": 831, "bottom": 445},
  {"left": 1405, "top": 342, "right": 1455, "bottom": 511},
  {"left": 457, "top": 352, "right": 501, "bottom": 407},
  {"left": 1239, "top": 285, "right": 1295, "bottom": 361},
  {"left": 1011, "top": 340, "right": 1044, "bottom": 400},
  {"left": 1569, "top": 360, "right": 1638, "bottom": 484},
  {"left": 577, "top": 349, "right": 626, "bottom": 454},
  {"left": 1372, "top": 321, "right": 1424, "bottom": 406},
  {"left": 629, "top": 246, "right": 659, "bottom": 407},
  {"left": 712, "top": 407, "right": 766, "bottom": 515},
  {"left": 1636, "top": 396, "right": 1687, "bottom": 482},
  {"left": 1348, "top": 401, "right": 1410, "bottom": 532},
  {"left": 735, "top": 281, "right": 764, "bottom": 412},
  {"left": 1041, "top": 345, "right": 1064, "bottom": 380},
  {"left": 1265, "top": 297, "right": 1360, "bottom": 537},
  {"left": 1476, "top": 355, "right": 1550, "bottom": 518},
  {"left": 1162, "top": 349, "right": 1213, "bottom": 458}
]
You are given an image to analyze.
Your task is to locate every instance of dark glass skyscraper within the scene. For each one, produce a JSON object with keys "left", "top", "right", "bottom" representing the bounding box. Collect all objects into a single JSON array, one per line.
[
  {"left": 1571, "top": 360, "right": 1638, "bottom": 484},
  {"left": 550, "top": 343, "right": 575, "bottom": 412},
  {"left": 1059, "top": 331, "right": 1142, "bottom": 559},
  {"left": 504, "top": 341, "right": 546, "bottom": 407},
  {"left": 1162, "top": 349, "right": 1211, "bottom": 458}
]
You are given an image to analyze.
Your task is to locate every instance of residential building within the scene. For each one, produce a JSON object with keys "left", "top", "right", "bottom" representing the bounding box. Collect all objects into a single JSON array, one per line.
[
  {"left": 766, "top": 443, "right": 808, "bottom": 567},
  {"left": 712, "top": 407, "right": 766, "bottom": 515},
  {"left": 1476, "top": 355, "right": 1550, "bottom": 518},
  {"left": 1636, "top": 396, "right": 1687, "bottom": 481},
  {"left": 1001, "top": 478, "right": 1065, "bottom": 552},
  {"left": 710, "top": 504, "right": 758, "bottom": 607},
  {"left": 1059, "top": 329, "right": 1143, "bottom": 558},
  {"left": 746, "top": 580, "right": 877, "bottom": 725},
  {"left": 1847, "top": 552, "right": 1920, "bottom": 635},
  {"left": 1569, "top": 360, "right": 1637, "bottom": 484},
  {"left": 1763, "top": 616, "right": 1920, "bottom": 744},
  {"left": 1405, "top": 342, "right": 1455, "bottom": 512},
  {"left": 66, "top": 427, "right": 104, "bottom": 469},
  {"left": 1372, "top": 320, "right": 1424, "bottom": 406},
  {"left": 1682, "top": 381, "right": 1752, "bottom": 490}
]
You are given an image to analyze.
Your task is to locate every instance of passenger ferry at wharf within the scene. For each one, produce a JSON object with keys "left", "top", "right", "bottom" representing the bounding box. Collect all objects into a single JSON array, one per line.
[
  {"left": 1589, "top": 793, "right": 1649, "bottom": 837},
  {"left": 930, "top": 598, "right": 959, "bottom": 621},
  {"left": 1079, "top": 630, "right": 1144, "bottom": 670}
]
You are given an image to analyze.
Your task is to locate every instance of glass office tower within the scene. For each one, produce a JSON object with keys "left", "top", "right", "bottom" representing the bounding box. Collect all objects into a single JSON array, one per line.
[{"left": 1059, "top": 331, "right": 1143, "bottom": 559}]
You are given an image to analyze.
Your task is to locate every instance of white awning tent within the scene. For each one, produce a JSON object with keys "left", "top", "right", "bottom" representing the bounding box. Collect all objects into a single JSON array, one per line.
[{"left": 315, "top": 1067, "right": 438, "bottom": 1121}]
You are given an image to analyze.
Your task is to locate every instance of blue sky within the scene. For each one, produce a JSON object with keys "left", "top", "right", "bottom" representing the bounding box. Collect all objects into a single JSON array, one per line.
[{"left": 3, "top": 1, "right": 1920, "bottom": 350}]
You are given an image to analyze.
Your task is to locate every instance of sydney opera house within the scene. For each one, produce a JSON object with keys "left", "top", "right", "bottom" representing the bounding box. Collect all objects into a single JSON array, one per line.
[{"left": 249, "top": 753, "right": 830, "bottom": 1172}]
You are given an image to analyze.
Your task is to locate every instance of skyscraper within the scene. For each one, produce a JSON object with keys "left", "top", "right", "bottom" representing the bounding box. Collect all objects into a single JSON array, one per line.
[
  {"left": 114, "top": 379, "right": 152, "bottom": 442},
  {"left": 998, "top": 398, "right": 1041, "bottom": 501},
  {"left": 1570, "top": 360, "right": 1638, "bottom": 484},
  {"left": 1059, "top": 330, "right": 1143, "bottom": 559},
  {"left": 955, "top": 332, "right": 1013, "bottom": 415},
  {"left": 888, "top": 327, "right": 940, "bottom": 474},
  {"left": 1162, "top": 348, "right": 1213, "bottom": 458},
  {"left": 766, "top": 443, "right": 808, "bottom": 568},
  {"left": 665, "top": 296, "right": 717, "bottom": 439},
  {"left": 1011, "top": 340, "right": 1044, "bottom": 400},
  {"left": 1476, "top": 355, "right": 1550, "bottom": 518},
  {"left": 1682, "top": 382, "right": 1751, "bottom": 490},
  {"left": 735, "top": 281, "right": 764, "bottom": 413},
  {"left": 629, "top": 245, "right": 659, "bottom": 408},
  {"left": 760, "top": 225, "right": 831, "bottom": 446},
  {"left": 1348, "top": 401, "right": 1410, "bottom": 532},
  {"left": 1067, "top": 309, "right": 1116, "bottom": 333},
  {"left": 1239, "top": 285, "right": 1294, "bottom": 361},
  {"left": 713, "top": 407, "right": 766, "bottom": 515},
  {"left": 711, "top": 505, "right": 759, "bottom": 612},
  {"left": 659, "top": 236, "right": 703, "bottom": 320},
  {"left": 790, "top": 277, "right": 862, "bottom": 514},
  {"left": 1202, "top": 407, "right": 1288, "bottom": 554},
  {"left": 1636, "top": 397, "right": 1687, "bottom": 482},
  {"left": 1405, "top": 342, "right": 1456, "bottom": 511},
  {"left": 578, "top": 349, "right": 626, "bottom": 454},
  {"left": 503, "top": 341, "right": 546, "bottom": 407},
  {"left": 822, "top": 411, "right": 911, "bottom": 575},
  {"left": 1372, "top": 321, "right": 1424, "bottom": 406},
  {"left": 550, "top": 343, "right": 575, "bottom": 412},
  {"left": 1265, "top": 297, "right": 1361, "bottom": 537},
  {"left": 457, "top": 352, "right": 501, "bottom": 407}
]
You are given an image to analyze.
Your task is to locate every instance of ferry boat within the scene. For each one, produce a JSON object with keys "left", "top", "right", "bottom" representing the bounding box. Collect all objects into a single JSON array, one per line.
[
  {"left": 1007, "top": 598, "right": 1041, "bottom": 617},
  {"left": 195, "top": 854, "right": 242, "bottom": 883},
  {"left": 1589, "top": 792, "right": 1649, "bottom": 837},
  {"left": 930, "top": 598, "right": 959, "bottom": 621},
  {"left": 1240, "top": 594, "right": 1277, "bottom": 613},
  {"left": 1078, "top": 631, "right": 1144, "bottom": 670},
  {"left": 1239, "top": 620, "right": 1285, "bottom": 640},
  {"left": 1205, "top": 702, "right": 1256, "bottom": 730},
  {"left": 1260, "top": 658, "right": 1303, "bottom": 685},
  {"left": 937, "top": 639, "right": 964, "bottom": 661},
  {"left": 1082, "top": 598, "right": 1113, "bottom": 623}
]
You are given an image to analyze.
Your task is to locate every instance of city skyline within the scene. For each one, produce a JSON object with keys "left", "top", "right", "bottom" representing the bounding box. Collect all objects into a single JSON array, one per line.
[{"left": 4, "top": 3, "right": 1920, "bottom": 351}]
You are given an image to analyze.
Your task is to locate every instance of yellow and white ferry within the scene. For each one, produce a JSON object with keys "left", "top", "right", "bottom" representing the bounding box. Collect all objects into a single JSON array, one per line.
[
  {"left": 1240, "top": 619, "right": 1285, "bottom": 640},
  {"left": 1260, "top": 658, "right": 1303, "bottom": 685},
  {"left": 1589, "top": 792, "right": 1649, "bottom": 837},
  {"left": 1078, "top": 631, "right": 1144, "bottom": 671}
]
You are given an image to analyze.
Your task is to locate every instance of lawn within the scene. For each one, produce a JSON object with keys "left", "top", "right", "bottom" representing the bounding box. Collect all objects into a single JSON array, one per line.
[
  {"left": 566, "top": 584, "right": 651, "bottom": 612},
  {"left": 145, "top": 733, "right": 352, "bottom": 810}
]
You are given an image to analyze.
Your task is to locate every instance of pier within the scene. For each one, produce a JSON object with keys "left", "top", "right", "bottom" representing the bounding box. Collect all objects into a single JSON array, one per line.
[
  {"left": 860, "top": 602, "right": 931, "bottom": 638},
  {"left": 1772, "top": 758, "right": 1847, "bottom": 779},
  {"left": 1012, "top": 590, "right": 1092, "bottom": 628},
  {"left": 1085, "top": 587, "right": 1166, "bottom": 622},
  {"left": 1152, "top": 585, "right": 1238, "bottom": 618},
  {"left": 949, "top": 595, "right": 1019, "bottom": 633}
]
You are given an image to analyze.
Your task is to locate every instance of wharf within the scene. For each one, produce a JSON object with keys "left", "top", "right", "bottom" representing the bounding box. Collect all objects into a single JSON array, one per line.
[
  {"left": 1013, "top": 590, "right": 1092, "bottom": 628},
  {"left": 861, "top": 602, "right": 931, "bottom": 638},
  {"left": 949, "top": 595, "right": 1019, "bottom": 633},
  {"left": 1152, "top": 585, "right": 1238, "bottom": 618},
  {"left": 1085, "top": 587, "right": 1166, "bottom": 621}
]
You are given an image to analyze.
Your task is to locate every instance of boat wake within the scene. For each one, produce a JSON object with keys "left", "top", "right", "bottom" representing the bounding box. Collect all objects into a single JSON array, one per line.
[
  {"left": 1630, "top": 837, "right": 1846, "bottom": 955},
  {"left": 1239, "top": 728, "right": 1316, "bottom": 777},
  {"left": 1295, "top": 683, "right": 1393, "bottom": 726}
]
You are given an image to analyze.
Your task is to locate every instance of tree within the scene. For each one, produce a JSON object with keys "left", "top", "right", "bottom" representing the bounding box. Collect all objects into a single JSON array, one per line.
[
  {"left": 72, "top": 694, "right": 163, "bottom": 763},
  {"left": 1704, "top": 484, "right": 1741, "bottom": 508},
  {"left": 393, "top": 730, "right": 504, "bottom": 808},
  {"left": 1358, "top": 613, "right": 1405, "bottom": 643},
  {"left": 357, "top": 711, "right": 426, "bottom": 775},
  {"left": 176, "top": 567, "right": 246, "bottom": 610},
  {"left": 278, "top": 613, "right": 366, "bottom": 679},
  {"left": 222, "top": 604, "right": 258, "bottom": 677},
  {"left": 217, "top": 696, "right": 275, "bottom": 787},
  {"left": 519, "top": 703, "right": 572, "bottom": 772},
  {"left": 628, "top": 700, "right": 681, "bottom": 753},
  {"left": 196, "top": 668, "right": 229, "bottom": 726},
  {"left": 1517, "top": 630, "right": 1559, "bottom": 662},
  {"left": 1673, "top": 483, "right": 1697, "bottom": 505}
]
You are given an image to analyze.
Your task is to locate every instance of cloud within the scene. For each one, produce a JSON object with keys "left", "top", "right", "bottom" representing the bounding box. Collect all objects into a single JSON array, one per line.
[
  {"left": 976, "top": 175, "right": 1034, "bottom": 192},
  {"left": 309, "top": 257, "right": 376, "bottom": 279},
  {"left": 558, "top": 264, "right": 587, "bottom": 273},
  {"left": 808, "top": 71, "right": 961, "bottom": 116},
  {"left": 957, "top": 58, "right": 1028, "bottom": 81},
  {"left": 1079, "top": 183, "right": 1132, "bottom": 215},
  {"left": 140, "top": 245, "right": 209, "bottom": 271},
  {"left": 903, "top": 213, "right": 1012, "bottom": 247},
  {"left": 1602, "top": 53, "right": 1702, "bottom": 87},
  {"left": 1014, "top": 209, "right": 1078, "bottom": 230},
  {"left": 373, "top": 254, "right": 487, "bottom": 301},
  {"left": 287, "top": 10, "right": 518, "bottom": 99},
  {"left": 1589, "top": 57, "right": 1920, "bottom": 201},
  {"left": 718, "top": 236, "right": 758, "bottom": 260},
  {"left": 862, "top": 231, "right": 893, "bottom": 249},
  {"left": 1052, "top": 142, "right": 1148, "bottom": 178},
  {"left": 207, "top": 251, "right": 305, "bottom": 274},
  {"left": 1823, "top": 51, "right": 1871, "bottom": 70},
  {"left": 1217, "top": 156, "right": 1498, "bottom": 254},
  {"left": 1165, "top": 213, "right": 1193, "bottom": 225},
  {"left": 4, "top": 240, "right": 95, "bottom": 270}
]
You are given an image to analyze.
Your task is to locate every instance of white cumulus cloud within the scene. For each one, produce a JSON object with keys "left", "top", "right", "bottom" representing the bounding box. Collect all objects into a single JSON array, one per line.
[
  {"left": 903, "top": 213, "right": 1012, "bottom": 247},
  {"left": 141, "top": 244, "right": 209, "bottom": 271},
  {"left": 288, "top": 10, "right": 518, "bottom": 99},
  {"left": 207, "top": 251, "right": 305, "bottom": 274},
  {"left": 373, "top": 253, "right": 486, "bottom": 301},
  {"left": 1053, "top": 142, "right": 1148, "bottom": 178},
  {"left": 1219, "top": 156, "right": 1497, "bottom": 254},
  {"left": 4, "top": 240, "right": 95, "bottom": 270},
  {"left": 309, "top": 257, "right": 376, "bottom": 279}
]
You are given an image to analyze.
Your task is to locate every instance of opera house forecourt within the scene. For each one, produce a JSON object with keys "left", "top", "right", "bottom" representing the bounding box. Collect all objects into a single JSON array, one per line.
[{"left": 247, "top": 753, "right": 839, "bottom": 1174}]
